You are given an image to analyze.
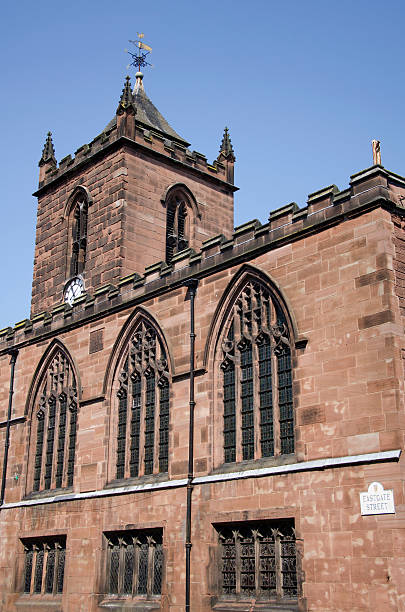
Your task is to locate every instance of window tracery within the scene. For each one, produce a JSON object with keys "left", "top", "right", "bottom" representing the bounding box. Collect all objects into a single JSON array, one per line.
[
  {"left": 22, "top": 536, "right": 66, "bottom": 596},
  {"left": 165, "top": 192, "right": 190, "bottom": 263},
  {"left": 69, "top": 197, "right": 88, "bottom": 277},
  {"left": 220, "top": 280, "right": 293, "bottom": 463},
  {"left": 115, "top": 320, "right": 170, "bottom": 480},
  {"left": 216, "top": 519, "right": 297, "bottom": 602},
  {"left": 105, "top": 529, "right": 163, "bottom": 599},
  {"left": 31, "top": 350, "right": 78, "bottom": 492}
]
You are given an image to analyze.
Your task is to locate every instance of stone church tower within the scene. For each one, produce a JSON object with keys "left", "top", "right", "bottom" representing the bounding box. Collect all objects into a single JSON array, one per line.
[
  {"left": 0, "top": 67, "right": 405, "bottom": 612},
  {"left": 32, "top": 72, "right": 235, "bottom": 316}
]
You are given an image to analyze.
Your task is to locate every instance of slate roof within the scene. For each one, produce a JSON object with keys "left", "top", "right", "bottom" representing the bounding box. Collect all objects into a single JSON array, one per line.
[{"left": 106, "top": 74, "right": 190, "bottom": 146}]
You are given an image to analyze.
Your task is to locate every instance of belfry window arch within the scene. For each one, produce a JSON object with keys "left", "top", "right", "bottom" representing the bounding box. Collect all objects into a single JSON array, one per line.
[
  {"left": 219, "top": 278, "right": 294, "bottom": 464},
  {"left": 114, "top": 318, "right": 170, "bottom": 480},
  {"left": 165, "top": 188, "right": 194, "bottom": 263},
  {"left": 70, "top": 196, "right": 88, "bottom": 276},
  {"left": 66, "top": 189, "right": 89, "bottom": 278},
  {"left": 28, "top": 348, "right": 78, "bottom": 493}
]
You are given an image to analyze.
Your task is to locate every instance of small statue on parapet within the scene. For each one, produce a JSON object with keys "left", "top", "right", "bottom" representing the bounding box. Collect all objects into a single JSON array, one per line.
[{"left": 372, "top": 139, "right": 381, "bottom": 165}]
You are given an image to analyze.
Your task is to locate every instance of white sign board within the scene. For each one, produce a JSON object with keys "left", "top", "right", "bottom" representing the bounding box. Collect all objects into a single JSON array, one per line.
[{"left": 360, "top": 481, "right": 395, "bottom": 516}]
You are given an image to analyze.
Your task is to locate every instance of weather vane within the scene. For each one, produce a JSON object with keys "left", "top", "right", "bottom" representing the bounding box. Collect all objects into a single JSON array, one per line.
[{"left": 126, "top": 33, "right": 152, "bottom": 71}]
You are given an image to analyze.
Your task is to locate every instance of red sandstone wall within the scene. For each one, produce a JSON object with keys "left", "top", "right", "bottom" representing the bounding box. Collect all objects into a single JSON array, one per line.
[
  {"left": 31, "top": 145, "right": 234, "bottom": 318},
  {"left": 393, "top": 214, "right": 405, "bottom": 319},
  {"left": 0, "top": 464, "right": 403, "bottom": 611},
  {"left": 121, "top": 146, "right": 234, "bottom": 277},
  {"left": 1, "top": 207, "right": 404, "bottom": 610},
  {"left": 31, "top": 149, "right": 128, "bottom": 316}
]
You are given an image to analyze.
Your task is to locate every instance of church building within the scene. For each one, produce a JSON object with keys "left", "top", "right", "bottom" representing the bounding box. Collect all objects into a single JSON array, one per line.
[{"left": 0, "top": 65, "right": 404, "bottom": 611}]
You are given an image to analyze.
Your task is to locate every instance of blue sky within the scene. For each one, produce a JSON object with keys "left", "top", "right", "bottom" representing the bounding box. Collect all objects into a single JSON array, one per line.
[{"left": 1, "top": 0, "right": 405, "bottom": 329}]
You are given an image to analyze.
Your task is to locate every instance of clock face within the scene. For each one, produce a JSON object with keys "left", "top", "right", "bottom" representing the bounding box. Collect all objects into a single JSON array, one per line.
[{"left": 64, "top": 277, "right": 84, "bottom": 305}]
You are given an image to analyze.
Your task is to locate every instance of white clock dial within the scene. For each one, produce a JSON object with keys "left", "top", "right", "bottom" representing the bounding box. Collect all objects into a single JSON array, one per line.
[{"left": 64, "top": 277, "right": 84, "bottom": 305}]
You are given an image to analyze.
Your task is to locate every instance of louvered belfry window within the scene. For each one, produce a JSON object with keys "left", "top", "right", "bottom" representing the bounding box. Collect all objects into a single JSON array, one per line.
[
  {"left": 116, "top": 320, "right": 170, "bottom": 480},
  {"left": 105, "top": 529, "right": 163, "bottom": 599},
  {"left": 70, "top": 198, "right": 88, "bottom": 276},
  {"left": 32, "top": 351, "right": 78, "bottom": 492},
  {"left": 22, "top": 537, "right": 66, "bottom": 596},
  {"left": 165, "top": 194, "right": 189, "bottom": 263},
  {"left": 217, "top": 520, "right": 297, "bottom": 602},
  {"left": 221, "top": 281, "right": 294, "bottom": 463}
]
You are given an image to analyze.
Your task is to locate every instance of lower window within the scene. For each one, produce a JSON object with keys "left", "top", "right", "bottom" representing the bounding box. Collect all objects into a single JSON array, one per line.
[
  {"left": 22, "top": 536, "right": 66, "bottom": 595},
  {"left": 216, "top": 519, "right": 297, "bottom": 604},
  {"left": 105, "top": 529, "right": 163, "bottom": 598}
]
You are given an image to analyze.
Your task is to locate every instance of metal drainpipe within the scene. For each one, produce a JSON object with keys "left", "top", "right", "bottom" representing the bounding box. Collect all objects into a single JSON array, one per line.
[
  {"left": 184, "top": 278, "right": 198, "bottom": 612},
  {"left": 0, "top": 348, "right": 19, "bottom": 507}
]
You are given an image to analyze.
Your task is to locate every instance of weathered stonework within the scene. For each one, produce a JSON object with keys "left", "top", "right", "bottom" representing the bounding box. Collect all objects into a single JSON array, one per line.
[{"left": 0, "top": 76, "right": 404, "bottom": 612}]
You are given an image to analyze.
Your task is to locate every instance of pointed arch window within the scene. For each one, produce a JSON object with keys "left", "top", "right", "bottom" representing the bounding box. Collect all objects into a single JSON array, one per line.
[
  {"left": 70, "top": 197, "right": 88, "bottom": 277},
  {"left": 115, "top": 320, "right": 170, "bottom": 480},
  {"left": 165, "top": 192, "right": 191, "bottom": 263},
  {"left": 220, "top": 280, "right": 294, "bottom": 464},
  {"left": 31, "top": 350, "right": 78, "bottom": 492}
]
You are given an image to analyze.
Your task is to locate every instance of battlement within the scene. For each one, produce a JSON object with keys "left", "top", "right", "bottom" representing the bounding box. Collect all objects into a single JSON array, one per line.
[
  {"left": 4, "top": 164, "right": 405, "bottom": 349},
  {"left": 37, "top": 118, "right": 231, "bottom": 194}
]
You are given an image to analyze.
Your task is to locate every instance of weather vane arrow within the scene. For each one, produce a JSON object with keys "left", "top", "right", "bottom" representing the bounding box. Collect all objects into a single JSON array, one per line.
[{"left": 126, "top": 33, "right": 153, "bottom": 71}]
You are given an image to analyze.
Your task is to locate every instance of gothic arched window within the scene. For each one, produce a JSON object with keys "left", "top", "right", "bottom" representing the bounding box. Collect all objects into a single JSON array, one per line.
[
  {"left": 69, "top": 197, "right": 88, "bottom": 277},
  {"left": 165, "top": 192, "right": 191, "bottom": 263},
  {"left": 30, "top": 349, "right": 78, "bottom": 492},
  {"left": 115, "top": 319, "right": 170, "bottom": 480},
  {"left": 220, "top": 280, "right": 294, "bottom": 464}
]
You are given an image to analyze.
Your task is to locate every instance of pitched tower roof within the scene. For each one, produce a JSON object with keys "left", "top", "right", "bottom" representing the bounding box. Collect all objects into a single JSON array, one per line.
[{"left": 107, "top": 72, "right": 189, "bottom": 146}]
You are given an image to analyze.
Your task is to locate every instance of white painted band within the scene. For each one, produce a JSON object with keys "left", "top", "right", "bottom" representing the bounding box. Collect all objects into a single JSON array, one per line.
[{"left": 1, "top": 449, "right": 400, "bottom": 510}]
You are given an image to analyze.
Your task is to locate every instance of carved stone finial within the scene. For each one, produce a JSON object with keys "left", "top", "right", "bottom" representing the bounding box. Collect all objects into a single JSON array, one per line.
[
  {"left": 116, "top": 75, "right": 137, "bottom": 139},
  {"left": 116, "top": 76, "right": 136, "bottom": 115},
  {"left": 217, "top": 126, "right": 235, "bottom": 184},
  {"left": 372, "top": 139, "right": 381, "bottom": 165},
  {"left": 39, "top": 131, "right": 56, "bottom": 167},
  {"left": 218, "top": 127, "right": 235, "bottom": 161}
]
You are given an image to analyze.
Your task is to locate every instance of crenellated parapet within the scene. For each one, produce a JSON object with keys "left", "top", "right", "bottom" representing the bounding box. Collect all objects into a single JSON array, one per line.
[
  {"left": 5, "top": 163, "right": 405, "bottom": 350},
  {"left": 37, "top": 75, "right": 234, "bottom": 193},
  {"left": 37, "top": 125, "right": 230, "bottom": 191}
]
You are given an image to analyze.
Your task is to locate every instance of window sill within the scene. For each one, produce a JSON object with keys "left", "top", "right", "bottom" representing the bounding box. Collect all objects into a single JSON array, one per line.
[
  {"left": 15, "top": 595, "right": 62, "bottom": 610},
  {"left": 24, "top": 486, "right": 73, "bottom": 501},
  {"left": 99, "top": 597, "right": 160, "bottom": 610},
  {"left": 213, "top": 454, "right": 297, "bottom": 475},
  {"left": 105, "top": 472, "right": 169, "bottom": 489},
  {"left": 212, "top": 599, "right": 299, "bottom": 612}
]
